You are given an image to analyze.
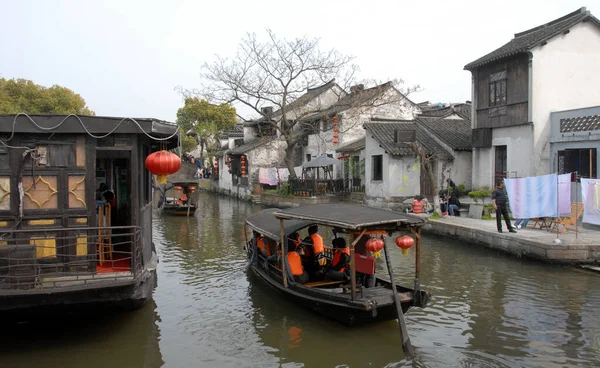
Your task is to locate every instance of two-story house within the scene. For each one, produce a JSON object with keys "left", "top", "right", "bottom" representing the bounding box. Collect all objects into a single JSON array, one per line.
[{"left": 465, "top": 7, "right": 600, "bottom": 188}]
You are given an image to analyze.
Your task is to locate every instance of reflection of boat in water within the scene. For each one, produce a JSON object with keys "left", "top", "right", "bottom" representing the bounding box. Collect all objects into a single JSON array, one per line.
[
  {"left": 0, "top": 298, "right": 163, "bottom": 367},
  {"left": 244, "top": 204, "right": 430, "bottom": 326},
  {"left": 157, "top": 180, "right": 199, "bottom": 216},
  {"left": 0, "top": 114, "right": 178, "bottom": 313},
  {"left": 247, "top": 272, "right": 408, "bottom": 367}
]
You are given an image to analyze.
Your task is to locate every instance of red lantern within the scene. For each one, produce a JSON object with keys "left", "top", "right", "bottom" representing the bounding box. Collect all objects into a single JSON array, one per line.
[
  {"left": 344, "top": 154, "right": 351, "bottom": 158},
  {"left": 174, "top": 186, "right": 182, "bottom": 190},
  {"left": 366, "top": 237, "right": 384, "bottom": 252},
  {"left": 333, "top": 139, "right": 339, "bottom": 144},
  {"left": 145, "top": 150, "right": 181, "bottom": 185},
  {"left": 333, "top": 115, "right": 338, "bottom": 122},
  {"left": 395, "top": 235, "right": 414, "bottom": 255},
  {"left": 189, "top": 186, "right": 196, "bottom": 191},
  {"left": 337, "top": 155, "right": 344, "bottom": 160}
]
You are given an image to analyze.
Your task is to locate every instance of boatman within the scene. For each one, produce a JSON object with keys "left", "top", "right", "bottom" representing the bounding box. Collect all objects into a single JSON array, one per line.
[{"left": 287, "top": 237, "right": 309, "bottom": 284}]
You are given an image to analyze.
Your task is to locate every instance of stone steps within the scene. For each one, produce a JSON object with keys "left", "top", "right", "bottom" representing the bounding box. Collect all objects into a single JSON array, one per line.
[{"left": 251, "top": 195, "right": 261, "bottom": 204}]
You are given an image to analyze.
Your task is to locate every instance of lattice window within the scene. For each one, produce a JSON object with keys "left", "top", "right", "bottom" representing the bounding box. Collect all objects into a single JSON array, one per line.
[
  {"left": 0, "top": 177, "right": 10, "bottom": 210},
  {"left": 30, "top": 236, "right": 57, "bottom": 258},
  {"left": 68, "top": 175, "right": 86, "bottom": 208},
  {"left": 23, "top": 176, "right": 58, "bottom": 209},
  {"left": 76, "top": 136, "right": 86, "bottom": 167}
]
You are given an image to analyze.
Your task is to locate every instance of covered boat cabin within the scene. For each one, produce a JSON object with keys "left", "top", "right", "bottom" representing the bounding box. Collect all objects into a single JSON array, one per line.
[{"left": 0, "top": 114, "right": 179, "bottom": 295}]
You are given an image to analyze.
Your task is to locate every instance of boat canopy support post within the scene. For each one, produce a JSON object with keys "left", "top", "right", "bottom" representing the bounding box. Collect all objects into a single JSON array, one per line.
[
  {"left": 280, "top": 218, "right": 287, "bottom": 288},
  {"left": 383, "top": 241, "right": 414, "bottom": 358},
  {"left": 411, "top": 226, "right": 422, "bottom": 305},
  {"left": 350, "top": 229, "right": 367, "bottom": 301}
]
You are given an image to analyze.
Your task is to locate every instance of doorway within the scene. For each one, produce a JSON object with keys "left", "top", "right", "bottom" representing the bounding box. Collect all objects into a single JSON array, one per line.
[{"left": 494, "top": 145, "right": 507, "bottom": 187}]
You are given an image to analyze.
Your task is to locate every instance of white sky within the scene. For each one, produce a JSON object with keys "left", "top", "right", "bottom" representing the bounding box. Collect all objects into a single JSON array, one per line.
[{"left": 0, "top": 0, "right": 595, "bottom": 122}]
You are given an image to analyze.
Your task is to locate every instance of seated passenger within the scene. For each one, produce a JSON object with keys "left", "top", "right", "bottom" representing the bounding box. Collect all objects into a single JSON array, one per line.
[
  {"left": 326, "top": 237, "right": 350, "bottom": 281},
  {"left": 300, "top": 225, "right": 326, "bottom": 277},
  {"left": 287, "top": 239, "right": 309, "bottom": 284}
]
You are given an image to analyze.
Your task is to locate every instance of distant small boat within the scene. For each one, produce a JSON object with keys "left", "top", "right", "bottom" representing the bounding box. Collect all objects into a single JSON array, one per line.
[
  {"left": 244, "top": 204, "right": 431, "bottom": 326},
  {"left": 158, "top": 180, "right": 198, "bottom": 216}
]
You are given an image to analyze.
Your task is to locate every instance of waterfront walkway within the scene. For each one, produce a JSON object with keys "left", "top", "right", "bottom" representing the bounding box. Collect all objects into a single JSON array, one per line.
[{"left": 426, "top": 215, "right": 600, "bottom": 264}]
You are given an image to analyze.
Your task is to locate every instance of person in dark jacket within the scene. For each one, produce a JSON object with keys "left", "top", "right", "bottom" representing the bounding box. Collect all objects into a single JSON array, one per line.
[{"left": 492, "top": 181, "right": 517, "bottom": 233}]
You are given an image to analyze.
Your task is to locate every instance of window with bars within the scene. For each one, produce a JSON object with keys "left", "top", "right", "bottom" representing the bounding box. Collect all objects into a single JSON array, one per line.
[{"left": 489, "top": 71, "right": 507, "bottom": 107}]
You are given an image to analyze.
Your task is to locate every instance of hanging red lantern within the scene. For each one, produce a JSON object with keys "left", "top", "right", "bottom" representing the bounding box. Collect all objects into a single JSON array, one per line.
[
  {"left": 189, "top": 186, "right": 196, "bottom": 191},
  {"left": 333, "top": 115, "right": 338, "bottom": 122},
  {"left": 395, "top": 235, "right": 414, "bottom": 255},
  {"left": 333, "top": 139, "right": 339, "bottom": 144},
  {"left": 145, "top": 150, "right": 181, "bottom": 185},
  {"left": 337, "top": 155, "right": 344, "bottom": 160},
  {"left": 366, "top": 237, "right": 385, "bottom": 252},
  {"left": 345, "top": 154, "right": 351, "bottom": 158},
  {"left": 174, "top": 186, "right": 182, "bottom": 190}
]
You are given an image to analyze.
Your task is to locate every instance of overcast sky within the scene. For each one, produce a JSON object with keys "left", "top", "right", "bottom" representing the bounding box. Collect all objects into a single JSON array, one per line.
[{"left": 0, "top": 0, "right": 593, "bottom": 122}]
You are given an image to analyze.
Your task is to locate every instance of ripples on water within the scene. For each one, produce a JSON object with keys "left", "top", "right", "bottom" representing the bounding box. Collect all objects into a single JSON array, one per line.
[{"left": 1, "top": 193, "right": 600, "bottom": 368}]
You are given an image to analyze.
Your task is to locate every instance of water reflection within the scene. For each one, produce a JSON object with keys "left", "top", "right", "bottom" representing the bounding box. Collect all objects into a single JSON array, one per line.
[
  {"left": 3, "top": 192, "right": 600, "bottom": 368},
  {"left": 0, "top": 300, "right": 163, "bottom": 368}
]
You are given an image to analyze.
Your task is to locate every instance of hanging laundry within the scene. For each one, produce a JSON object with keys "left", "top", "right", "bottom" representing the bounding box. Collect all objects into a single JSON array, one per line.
[
  {"left": 558, "top": 173, "right": 572, "bottom": 215},
  {"left": 258, "top": 168, "right": 279, "bottom": 186},
  {"left": 505, "top": 173, "right": 558, "bottom": 219},
  {"left": 581, "top": 179, "right": 600, "bottom": 225}
]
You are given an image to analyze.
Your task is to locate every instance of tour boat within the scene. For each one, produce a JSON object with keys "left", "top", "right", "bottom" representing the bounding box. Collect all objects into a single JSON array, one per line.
[
  {"left": 0, "top": 114, "right": 179, "bottom": 315},
  {"left": 243, "top": 204, "right": 430, "bottom": 326},
  {"left": 157, "top": 180, "right": 199, "bottom": 216}
]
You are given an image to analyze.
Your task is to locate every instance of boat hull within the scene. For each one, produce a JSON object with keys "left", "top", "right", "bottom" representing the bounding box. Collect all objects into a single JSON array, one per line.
[
  {"left": 0, "top": 254, "right": 158, "bottom": 318},
  {"left": 248, "top": 263, "right": 426, "bottom": 326}
]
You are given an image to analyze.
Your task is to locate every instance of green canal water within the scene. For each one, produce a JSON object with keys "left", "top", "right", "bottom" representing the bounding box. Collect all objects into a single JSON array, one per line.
[{"left": 1, "top": 192, "right": 599, "bottom": 367}]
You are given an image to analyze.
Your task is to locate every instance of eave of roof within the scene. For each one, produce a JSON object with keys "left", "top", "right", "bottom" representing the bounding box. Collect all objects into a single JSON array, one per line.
[{"left": 464, "top": 7, "right": 600, "bottom": 70}]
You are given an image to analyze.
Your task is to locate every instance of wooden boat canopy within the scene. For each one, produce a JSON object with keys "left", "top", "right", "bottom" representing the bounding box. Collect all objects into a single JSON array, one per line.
[
  {"left": 273, "top": 203, "right": 426, "bottom": 231},
  {"left": 245, "top": 208, "right": 312, "bottom": 240}
]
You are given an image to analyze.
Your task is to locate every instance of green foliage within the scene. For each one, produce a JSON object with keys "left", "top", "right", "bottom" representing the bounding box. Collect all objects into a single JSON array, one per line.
[
  {"left": 0, "top": 78, "right": 94, "bottom": 115},
  {"left": 176, "top": 97, "right": 236, "bottom": 155},
  {"left": 481, "top": 204, "right": 495, "bottom": 220},
  {"left": 429, "top": 211, "right": 441, "bottom": 219},
  {"left": 457, "top": 183, "right": 467, "bottom": 194},
  {"left": 180, "top": 127, "right": 198, "bottom": 154},
  {"left": 468, "top": 189, "right": 492, "bottom": 204},
  {"left": 277, "top": 182, "right": 293, "bottom": 197}
]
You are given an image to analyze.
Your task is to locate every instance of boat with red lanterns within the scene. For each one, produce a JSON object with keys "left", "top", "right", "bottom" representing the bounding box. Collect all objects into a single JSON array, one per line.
[
  {"left": 0, "top": 113, "right": 180, "bottom": 316},
  {"left": 243, "top": 204, "right": 430, "bottom": 326},
  {"left": 157, "top": 180, "right": 199, "bottom": 216}
]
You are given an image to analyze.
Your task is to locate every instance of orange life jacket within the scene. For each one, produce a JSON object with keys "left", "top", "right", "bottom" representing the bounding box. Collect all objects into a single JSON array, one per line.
[
  {"left": 411, "top": 199, "right": 423, "bottom": 214},
  {"left": 332, "top": 247, "right": 351, "bottom": 272},
  {"left": 310, "top": 233, "right": 324, "bottom": 255},
  {"left": 287, "top": 251, "right": 304, "bottom": 276},
  {"left": 256, "top": 236, "right": 267, "bottom": 255}
]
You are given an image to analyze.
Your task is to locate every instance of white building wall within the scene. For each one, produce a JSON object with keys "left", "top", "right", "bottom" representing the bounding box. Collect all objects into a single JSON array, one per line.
[
  {"left": 364, "top": 134, "right": 420, "bottom": 199},
  {"left": 445, "top": 151, "right": 472, "bottom": 189},
  {"left": 472, "top": 148, "right": 493, "bottom": 189},
  {"left": 530, "top": 21, "right": 600, "bottom": 175},
  {"left": 306, "top": 89, "right": 421, "bottom": 177}
]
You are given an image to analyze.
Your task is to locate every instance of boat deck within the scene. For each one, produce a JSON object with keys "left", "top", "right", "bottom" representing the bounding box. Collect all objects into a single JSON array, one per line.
[{"left": 305, "top": 284, "right": 412, "bottom": 305}]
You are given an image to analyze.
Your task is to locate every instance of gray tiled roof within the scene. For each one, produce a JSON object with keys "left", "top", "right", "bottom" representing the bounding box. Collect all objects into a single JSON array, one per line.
[
  {"left": 364, "top": 121, "right": 453, "bottom": 160},
  {"left": 560, "top": 114, "right": 600, "bottom": 133},
  {"left": 465, "top": 7, "right": 599, "bottom": 70},
  {"left": 416, "top": 117, "right": 472, "bottom": 151},
  {"left": 227, "top": 136, "right": 278, "bottom": 155},
  {"left": 336, "top": 138, "right": 365, "bottom": 153},
  {"left": 419, "top": 103, "right": 472, "bottom": 119},
  {"left": 245, "top": 80, "right": 339, "bottom": 126}
]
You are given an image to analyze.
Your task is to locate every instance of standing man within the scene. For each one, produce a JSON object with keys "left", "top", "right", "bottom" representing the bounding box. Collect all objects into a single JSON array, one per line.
[{"left": 492, "top": 181, "right": 517, "bottom": 233}]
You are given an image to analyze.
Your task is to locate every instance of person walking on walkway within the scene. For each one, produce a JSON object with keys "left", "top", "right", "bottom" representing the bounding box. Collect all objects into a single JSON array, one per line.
[{"left": 492, "top": 181, "right": 517, "bottom": 233}]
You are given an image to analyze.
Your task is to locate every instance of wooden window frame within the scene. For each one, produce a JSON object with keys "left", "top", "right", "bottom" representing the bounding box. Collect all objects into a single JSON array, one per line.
[
  {"left": 489, "top": 71, "right": 507, "bottom": 107},
  {"left": 372, "top": 155, "right": 383, "bottom": 181}
]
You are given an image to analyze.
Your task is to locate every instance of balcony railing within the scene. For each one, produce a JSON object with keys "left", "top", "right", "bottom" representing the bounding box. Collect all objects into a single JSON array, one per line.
[
  {"left": 289, "top": 178, "right": 363, "bottom": 197},
  {"left": 0, "top": 226, "right": 143, "bottom": 291}
]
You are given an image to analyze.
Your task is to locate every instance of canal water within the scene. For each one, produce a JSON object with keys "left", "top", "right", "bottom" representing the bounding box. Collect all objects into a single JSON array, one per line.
[{"left": 1, "top": 192, "right": 600, "bottom": 368}]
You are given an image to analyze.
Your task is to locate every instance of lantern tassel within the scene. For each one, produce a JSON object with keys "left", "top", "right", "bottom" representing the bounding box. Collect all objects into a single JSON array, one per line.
[
  {"left": 157, "top": 174, "right": 167, "bottom": 185},
  {"left": 373, "top": 250, "right": 381, "bottom": 258},
  {"left": 402, "top": 248, "right": 409, "bottom": 255}
]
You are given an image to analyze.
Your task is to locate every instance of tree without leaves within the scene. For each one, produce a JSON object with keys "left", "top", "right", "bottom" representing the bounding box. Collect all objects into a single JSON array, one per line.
[
  {"left": 0, "top": 78, "right": 94, "bottom": 115},
  {"left": 176, "top": 97, "right": 237, "bottom": 163},
  {"left": 407, "top": 141, "right": 440, "bottom": 211},
  {"left": 190, "top": 30, "right": 420, "bottom": 178}
]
